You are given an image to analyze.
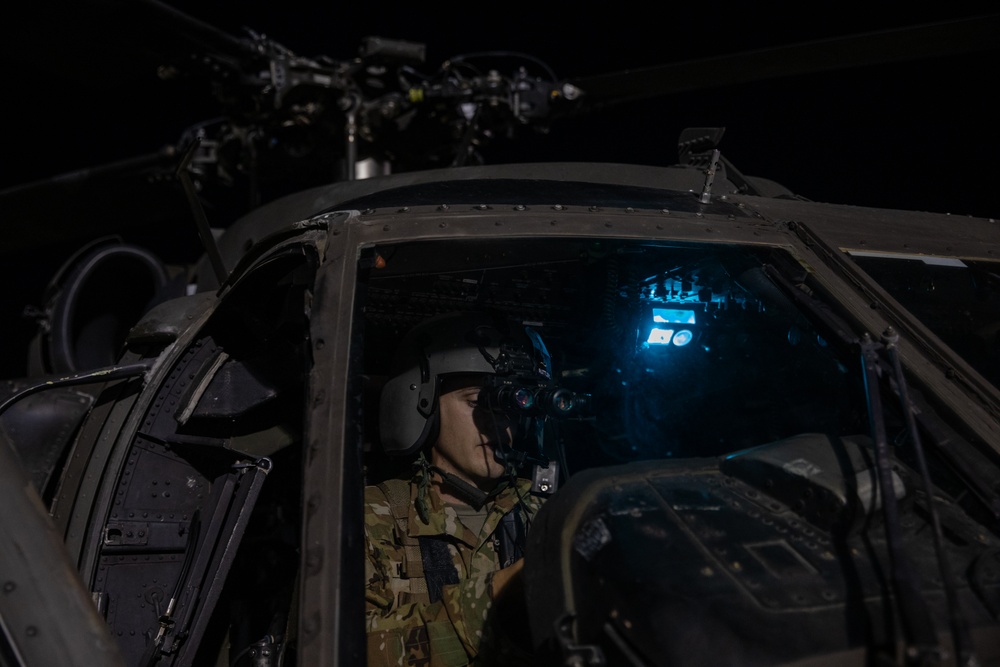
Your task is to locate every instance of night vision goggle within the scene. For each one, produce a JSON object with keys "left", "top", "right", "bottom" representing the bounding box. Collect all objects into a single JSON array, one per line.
[
  {"left": 478, "top": 376, "right": 590, "bottom": 418},
  {"left": 476, "top": 331, "right": 589, "bottom": 418}
]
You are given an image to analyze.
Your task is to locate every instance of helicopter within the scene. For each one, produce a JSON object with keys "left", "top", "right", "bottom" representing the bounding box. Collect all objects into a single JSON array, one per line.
[{"left": 2, "top": 2, "right": 1000, "bottom": 666}]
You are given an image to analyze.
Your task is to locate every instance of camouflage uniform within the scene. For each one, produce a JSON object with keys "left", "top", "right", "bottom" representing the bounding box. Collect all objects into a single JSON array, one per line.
[{"left": 364, "top": 467, "right": 542, "bottom": 666}]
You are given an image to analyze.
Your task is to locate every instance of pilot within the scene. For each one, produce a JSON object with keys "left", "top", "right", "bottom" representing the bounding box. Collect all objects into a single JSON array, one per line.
[{"left": 364, "top": 312, "right": 549, "bottom": 666}]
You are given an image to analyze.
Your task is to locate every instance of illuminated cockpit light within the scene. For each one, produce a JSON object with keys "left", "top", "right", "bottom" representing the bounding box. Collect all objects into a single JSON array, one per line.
[
  {"left": 672, "top": 329, "right": 694, "bottom": 347},
  {"left": 652, "top": 308, "right": 696, "bottom": 324},
  {"left": 647, "top": 328, "right": 674, "bottom": 345}
]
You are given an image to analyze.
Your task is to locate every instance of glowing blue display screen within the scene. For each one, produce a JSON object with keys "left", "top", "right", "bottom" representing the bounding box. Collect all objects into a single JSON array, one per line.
[{"left": 652, "top": 308, "right": 696, "bottom": 325}]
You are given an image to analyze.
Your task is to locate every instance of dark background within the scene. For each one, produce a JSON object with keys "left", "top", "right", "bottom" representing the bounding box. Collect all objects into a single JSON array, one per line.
[{"left": 0, "top": 2, "right": 997, "bottom": 377}]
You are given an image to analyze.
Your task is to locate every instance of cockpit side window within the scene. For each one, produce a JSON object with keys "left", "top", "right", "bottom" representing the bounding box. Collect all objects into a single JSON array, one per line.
[{"left": 848, "top": 252, "right": 1000, "bottom": 391}]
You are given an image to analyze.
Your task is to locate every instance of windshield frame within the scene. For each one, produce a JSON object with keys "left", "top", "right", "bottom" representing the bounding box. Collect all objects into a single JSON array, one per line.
[{"left": 299, "top": 190, "right": 1000, "bottom": 665}]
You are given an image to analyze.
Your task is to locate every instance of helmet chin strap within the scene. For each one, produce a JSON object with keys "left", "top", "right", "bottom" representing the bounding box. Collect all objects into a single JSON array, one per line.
[
  {"left": 414, "top": 400, "right": 544, "bottom": 512},
  {"left": 414, "top": 453, "right": 514, "bottom": 511},
  {"left": 432, "top": 465, "right": 509, "bottom": 509}
]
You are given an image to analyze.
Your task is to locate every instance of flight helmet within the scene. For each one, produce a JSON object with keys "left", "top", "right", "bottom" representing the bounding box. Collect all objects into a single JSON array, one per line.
[{"left": 378, "top": 312, "right": 552, "bottom": 457}]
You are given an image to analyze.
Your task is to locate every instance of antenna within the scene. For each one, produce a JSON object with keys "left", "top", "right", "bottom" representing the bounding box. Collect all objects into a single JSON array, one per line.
[{"left": 176, "top": 139, "right": 228, "bottom": 285}]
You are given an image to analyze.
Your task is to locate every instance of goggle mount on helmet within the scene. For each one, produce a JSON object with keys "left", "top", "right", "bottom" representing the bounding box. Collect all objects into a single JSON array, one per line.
[{"left": 476, "top": 328, "right": 589, "bottom": 470}]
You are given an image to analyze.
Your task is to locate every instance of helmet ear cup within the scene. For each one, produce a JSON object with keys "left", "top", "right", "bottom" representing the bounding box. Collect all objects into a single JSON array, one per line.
[{"left": 379, "top": 369, "right": 440, "bottom": 456}]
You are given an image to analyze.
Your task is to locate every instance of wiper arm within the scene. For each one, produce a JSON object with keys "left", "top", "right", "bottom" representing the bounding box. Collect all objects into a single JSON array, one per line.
[
  {"left": 881, "top": 329, "right": 977, "bottom": 667},
  {"left": 860, "top": 332, "right": 944, "bottom": 663}
]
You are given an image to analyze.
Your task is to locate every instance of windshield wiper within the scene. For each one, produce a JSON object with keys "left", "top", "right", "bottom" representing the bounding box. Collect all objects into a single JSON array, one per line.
[
  {"left": 861, "top": 331, "right": 961, "bottom": 664},
  {"left": 761, "top": 262, "right": 981, "bottom": 665},
  {"left": 877, "top": 329, "right": 977, "bottom": 667}
]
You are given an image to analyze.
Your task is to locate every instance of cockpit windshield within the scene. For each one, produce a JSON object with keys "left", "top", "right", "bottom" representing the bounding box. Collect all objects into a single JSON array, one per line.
[{"left": 361, "top": 237, "right": 870, "bottom": 474}]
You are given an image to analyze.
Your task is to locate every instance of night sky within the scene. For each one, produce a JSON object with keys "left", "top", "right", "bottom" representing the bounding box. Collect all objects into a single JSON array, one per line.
[
  {"left": 3, "top": 4, "right": 996, "bottom": 213},
  {"left": 0, "top": 2, "right": 997, "bottom": 376}
]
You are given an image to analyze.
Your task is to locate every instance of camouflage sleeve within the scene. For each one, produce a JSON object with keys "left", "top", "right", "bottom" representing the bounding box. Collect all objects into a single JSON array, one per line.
[{"left": 364, "top": 488, "right": 495, "bottom": 666}]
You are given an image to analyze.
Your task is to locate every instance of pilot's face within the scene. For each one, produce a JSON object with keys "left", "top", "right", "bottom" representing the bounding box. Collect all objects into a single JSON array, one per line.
[{"left": 430, "top": 375, "right": 511, "bottom": 492}]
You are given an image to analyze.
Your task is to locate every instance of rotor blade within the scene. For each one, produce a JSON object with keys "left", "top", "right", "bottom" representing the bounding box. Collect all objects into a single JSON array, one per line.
[
  {"left": 567, "top": 14, "right": 1000, "bottom": 112},
  {"left": 127, "top": 0, "right": 259, "bottom": 62},
  {"left": 0, "top": 0, "right": 259, "bottom": 90},
  {"left": 0, "top": 148, "right": 189, "bottom": 253}
]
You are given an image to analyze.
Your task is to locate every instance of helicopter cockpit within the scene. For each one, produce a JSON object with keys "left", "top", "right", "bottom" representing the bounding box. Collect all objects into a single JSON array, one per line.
[{"left": 351, "top": 229, "right": 1000, "bottom": 665}]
